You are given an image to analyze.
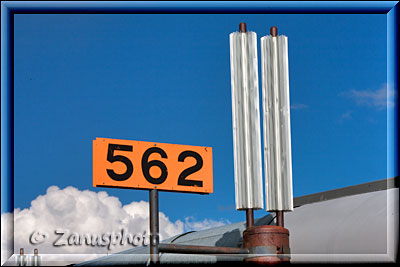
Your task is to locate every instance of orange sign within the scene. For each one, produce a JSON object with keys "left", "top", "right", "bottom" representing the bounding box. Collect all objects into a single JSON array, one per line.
[{"left": 93, "top": 137, "right": 213, "bottom": 194}]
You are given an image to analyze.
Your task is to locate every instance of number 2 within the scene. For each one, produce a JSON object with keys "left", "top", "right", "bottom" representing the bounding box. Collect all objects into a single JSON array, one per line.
[{"left": 178, "top": 151, "right": 203, "bottom": 187}]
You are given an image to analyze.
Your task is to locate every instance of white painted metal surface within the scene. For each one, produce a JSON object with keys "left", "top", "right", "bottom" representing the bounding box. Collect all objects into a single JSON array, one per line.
[
  {"left": 229, "top": 31, "right": 263, "bottom": 210},
  {"left": 261, "top": 34, "right": 293, "bottom": 211}
]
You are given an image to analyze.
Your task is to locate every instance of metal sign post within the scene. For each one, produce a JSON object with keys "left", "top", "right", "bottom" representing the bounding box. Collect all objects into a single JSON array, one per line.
[
  {"left": 149, "top": 189, "right": 159, "bottom": 264},
  {"left": 229, "top": 22, "right": 264, "bottom": 228},
  {"left": 92, "top": 137, "right": 214, "bottom": 264}
]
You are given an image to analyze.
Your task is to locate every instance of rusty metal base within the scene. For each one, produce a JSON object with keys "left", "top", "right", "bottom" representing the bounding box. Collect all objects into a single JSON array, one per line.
[{"left": 243, "top": 225, "right": 290, "bottom": 264}]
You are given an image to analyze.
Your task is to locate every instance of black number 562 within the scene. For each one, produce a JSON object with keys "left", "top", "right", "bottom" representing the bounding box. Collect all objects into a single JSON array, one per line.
[{"left": 106, "top": 144, "right": 203, "bottom": 187}]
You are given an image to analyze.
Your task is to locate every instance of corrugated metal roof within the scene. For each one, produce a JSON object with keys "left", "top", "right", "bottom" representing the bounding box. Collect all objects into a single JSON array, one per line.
[
  {"left": 294, "top": 177, "right": 398, "bottom": 207},
  {"left": 75, "top": 177, "right": 398, "bottom": 265}
]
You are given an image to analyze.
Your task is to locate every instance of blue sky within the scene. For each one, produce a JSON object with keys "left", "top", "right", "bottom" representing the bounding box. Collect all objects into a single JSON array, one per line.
[{"left": 12, "top": 13, "right": 393, "bottom": 226}]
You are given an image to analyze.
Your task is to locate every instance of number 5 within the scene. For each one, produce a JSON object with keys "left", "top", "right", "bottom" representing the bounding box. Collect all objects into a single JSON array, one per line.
[{"left": 106, "top": 144, "right": 133, "bottom": 181}]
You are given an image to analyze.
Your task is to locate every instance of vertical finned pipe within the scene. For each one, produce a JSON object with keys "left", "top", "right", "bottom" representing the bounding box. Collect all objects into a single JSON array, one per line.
[
  {"left": 239, "top": 21, "right": 255, "bottom": 230},
  {"left": 239, "top": 22, "right": 247, "bottom": 33},
  {"left": 149, "top": 189, "right": 159, "bottom": 264},
  {"left": 263, "top": 26, "right": 293, "bottom": 212},
  {"left": 18, "top": 248, "right": 25, "bottom": 266},
  {"left": 33, "top": 248, "right": 40, "bottom": 266}
]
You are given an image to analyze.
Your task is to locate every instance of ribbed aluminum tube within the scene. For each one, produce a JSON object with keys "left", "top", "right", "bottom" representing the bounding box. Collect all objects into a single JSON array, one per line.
[
  {"left": 229, "top": 31, "right": 263, "bottom": 210},
  {"left": 261, "top": 34, "right": 293, "bottom": 211}
]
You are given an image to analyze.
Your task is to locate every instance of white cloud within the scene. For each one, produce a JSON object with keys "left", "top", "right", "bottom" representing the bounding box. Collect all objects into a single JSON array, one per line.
[
  {"left": 290, "top": 103, "right": 308, "bottom": 110},
  {"left": 1, "top": 186, "right": 229, "bottom": 265},
  {"left": 338, "top": 110, "right": 353, "bottom": 123},
  {"left": 341, "top": 83, "right": 396, "bottom": 110}
]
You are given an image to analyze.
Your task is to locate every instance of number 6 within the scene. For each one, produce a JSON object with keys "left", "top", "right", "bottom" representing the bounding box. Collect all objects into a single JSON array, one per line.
[{"left": 142, "top": 147, "right": 168, "bottom": 184}]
